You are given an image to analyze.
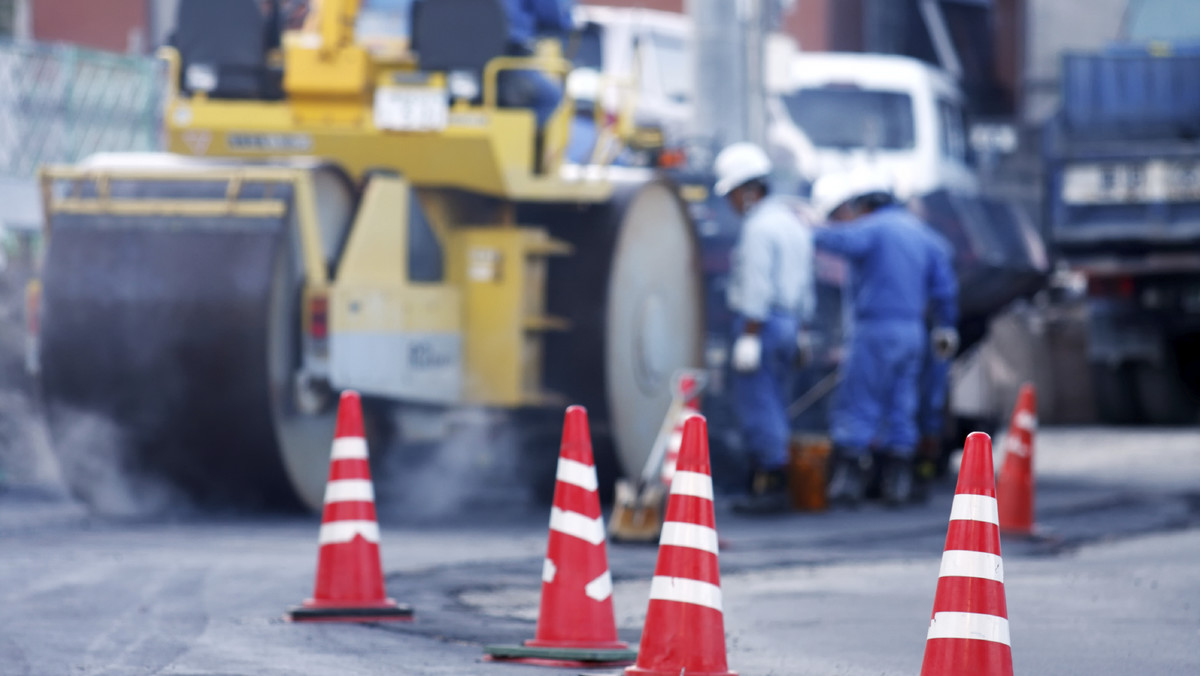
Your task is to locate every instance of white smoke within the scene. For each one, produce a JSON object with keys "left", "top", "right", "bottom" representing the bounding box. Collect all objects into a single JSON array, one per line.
[
  {"left": 371, "top": 406, "right": 546, "bottom": 521},
  {"left": 0, "top": 268, "right": 192, "bottom": 518},
  {"left": 0, "top": 389, "right": 62, "bottom": 490},
  {"left": 41, "top": 403, "right": 194, "bottom": 518}
]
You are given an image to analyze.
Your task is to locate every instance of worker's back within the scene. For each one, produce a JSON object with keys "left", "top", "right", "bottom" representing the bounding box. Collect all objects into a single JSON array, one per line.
[{"left": 845, "top": 205, "right": 942, "bottom": 323}]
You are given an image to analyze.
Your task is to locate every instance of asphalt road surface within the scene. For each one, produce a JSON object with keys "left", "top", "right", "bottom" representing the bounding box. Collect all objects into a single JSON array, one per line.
[{"left": 1, "top": 427, "right": 1198, "bottom": 675}]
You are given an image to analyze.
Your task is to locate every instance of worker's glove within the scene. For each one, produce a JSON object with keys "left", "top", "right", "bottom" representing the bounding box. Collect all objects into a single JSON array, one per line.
[
  {"left": 794, "top": 329, "right": 815, "bottom": 369},
  {"left": 732, "top": 333, "right": 762, "bottom": 372},
  {"left": 931, "top": 327, "right": 960, "bottom": 360}
]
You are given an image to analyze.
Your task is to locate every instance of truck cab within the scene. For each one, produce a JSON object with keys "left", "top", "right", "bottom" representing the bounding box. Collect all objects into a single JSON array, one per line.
[{"left": 766, "top": 51, "right": 979, "bottom": 200}]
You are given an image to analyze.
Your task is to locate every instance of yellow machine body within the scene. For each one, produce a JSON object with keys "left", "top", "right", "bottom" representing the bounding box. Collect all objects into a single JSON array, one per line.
[
  {"left": 135, "top": 0, "right": 640, "bottom": 408},
  {"left": 32, "top": 0, "right": 705, "bottom": 512}
]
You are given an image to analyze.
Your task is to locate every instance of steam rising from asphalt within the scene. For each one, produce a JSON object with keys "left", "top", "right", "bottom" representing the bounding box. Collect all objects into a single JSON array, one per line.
[
  {"left": 0, "top": 389, "right": 60, "bottom": 489},
  {"left": 0, "top": 271, "right": 192, "bottom": 518},
  {"left": 1, "top": 260, "right": 547, "bottom": 520},
  {"left": 372, "top": 407, "right": 547, "bottom": 521},
  {"left": 40, "top": 404, "right": 194, "bottom": 518}
]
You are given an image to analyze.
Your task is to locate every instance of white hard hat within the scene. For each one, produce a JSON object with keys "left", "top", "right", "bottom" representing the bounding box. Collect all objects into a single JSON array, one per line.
[
  {"left": 810, "top": 169, "right": 894, "bottom": 219},
  {"left": 567, "top": 67, "right": 601, "bottom": 104},
  {"left": 713, "top": 142, "right": 773, "bottom": 197}
]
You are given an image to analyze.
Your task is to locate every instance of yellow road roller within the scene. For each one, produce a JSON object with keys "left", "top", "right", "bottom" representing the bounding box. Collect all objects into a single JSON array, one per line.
[{"left": 32, "top": 0, "right": 704, "bottom": 511}]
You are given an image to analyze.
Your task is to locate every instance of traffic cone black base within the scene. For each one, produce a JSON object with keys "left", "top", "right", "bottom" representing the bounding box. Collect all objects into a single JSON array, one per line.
[
  {"left": 286, "top": 603, "right": 414, "bottom": 623},
  {"left": 484, "top": 405, "right": 637, "bottom": 667},
  {"left": 483, "top": 644, "right": 637, "bottom": 668},
  {"left": 284, "top": 391, "right": 413, "bottom": 624}
]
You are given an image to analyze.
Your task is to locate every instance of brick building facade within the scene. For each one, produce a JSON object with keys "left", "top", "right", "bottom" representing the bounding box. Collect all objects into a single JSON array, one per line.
[{"left": 32, "top": 0, "right": 150, "bottom": 53}]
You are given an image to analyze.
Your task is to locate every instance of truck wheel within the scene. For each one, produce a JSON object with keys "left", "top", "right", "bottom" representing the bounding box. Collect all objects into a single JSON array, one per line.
[
  {"left": 1134, "top": 362, "right": 1200, "bottom": 426},
  {"left": 1091, "top": 362, "right": 1143, "bottom": 425}
]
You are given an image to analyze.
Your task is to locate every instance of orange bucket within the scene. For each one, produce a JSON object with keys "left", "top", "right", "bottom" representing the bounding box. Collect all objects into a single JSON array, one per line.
[{"left": 788, "top": 435, "right": 831, "bottom": 511}]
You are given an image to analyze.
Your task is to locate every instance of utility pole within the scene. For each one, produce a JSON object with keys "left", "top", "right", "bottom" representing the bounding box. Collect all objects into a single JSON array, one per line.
[
  {"left": 741, "top": 0, "right": 767, "bottom": 149},
  {"left": 689, "top": 0, "right": 744, "bottom": 152},
  {"left": 688, "top": 0, "right": 780, "bottom": 156}
]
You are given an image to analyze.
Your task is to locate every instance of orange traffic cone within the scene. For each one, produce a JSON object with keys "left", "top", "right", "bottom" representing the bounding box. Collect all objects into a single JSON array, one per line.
[
  {"left": 627, "top": 415, "right": 737, "bottom": 676},
  {"left": 997, "top": 383, "right": 1037, "bottom": 536},
  {"left": 286, "top": 391, "right": 412, "bottom": 622},
  {"left": 920, "top": 432, "right": 1013, "bottom": 676},
  {"left": 660, "top": 374, "right": 703, "bottom": 486},
  {"left": 484, "top": 406, "right": 637, "bottom": 667}
]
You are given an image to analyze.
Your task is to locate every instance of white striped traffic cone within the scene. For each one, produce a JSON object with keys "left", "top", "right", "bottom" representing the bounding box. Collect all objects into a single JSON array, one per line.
[
  {"left": 627, "top": 414, "right": 737, "bottom": 676},
  {"left": 920, "top": 431, "right": 1012, "bottom": 675},
  {"left": 998, "top": 383, "right": 1038, "bottom": 535},
  {"left": 484, "top": 406, "right": 636, "bottom": 666},
  {"left": 286, "top": 391, "right": 412, "bottom": 622},
  {"left": 660, "top": 374, "right": 703, "bottom": 486}
]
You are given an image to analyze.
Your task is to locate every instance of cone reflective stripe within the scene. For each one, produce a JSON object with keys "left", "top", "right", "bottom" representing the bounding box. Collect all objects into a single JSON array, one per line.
[
  {"left": 661, "top": 375, "right": 702, "bottom": 486},
  {"left": 484, "top": 406, "right": 636, "bottom": 667},
  {"left": 998, "top": 384, "right": 1037, "bottom": 535},
  {"left": 920, "top": 432, "right": 1013, "bottom": 676},
  {"left": 286, "top": 391, "right": 412, "bottom": 622},
  {"left": 628, "top": 415, "right": 737, "bottom": 676}
]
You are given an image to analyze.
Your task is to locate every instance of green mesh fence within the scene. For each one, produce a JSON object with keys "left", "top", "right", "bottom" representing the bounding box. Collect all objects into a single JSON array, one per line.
[{"left": 0, "top": 41, "right": 164, "bottom": 179}]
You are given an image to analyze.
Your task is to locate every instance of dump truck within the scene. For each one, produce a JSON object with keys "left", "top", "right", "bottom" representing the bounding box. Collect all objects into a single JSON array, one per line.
[
  {"left": 27, "top": 0, "right": 705, "bottom": 511},
  {"left": 1043, "top": 0, "right": 1200, "bottom": 424}
]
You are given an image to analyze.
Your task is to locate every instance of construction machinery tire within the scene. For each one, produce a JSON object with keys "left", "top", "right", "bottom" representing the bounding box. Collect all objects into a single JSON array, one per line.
[{"left": 533, "top": 173, "right": 706, "bottom": 494}]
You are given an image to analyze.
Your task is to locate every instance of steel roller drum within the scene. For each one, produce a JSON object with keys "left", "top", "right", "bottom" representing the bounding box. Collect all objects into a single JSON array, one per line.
[
  {"left": 536, "top": 173, "right": 706, "bottom": 483},
  {"left": 38, "top": 158, "right": 352, "bottom": 511}
]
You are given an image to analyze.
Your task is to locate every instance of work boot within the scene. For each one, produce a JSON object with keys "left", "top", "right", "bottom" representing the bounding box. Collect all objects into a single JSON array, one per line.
[
  {"left": 880, "top": 453, "right": 916, "bottom": 507},
  {"left": 912, "top": 458, "right": 935, "bottom": 504},
  {"left": 731, "top": 469, "right": 791, "bottom": 515},
  {"left": 826, "top": 451, "right": 872, "bottom": 508},
  {"left": 916, "top": 435, "right": 944, "bottom": 484}
]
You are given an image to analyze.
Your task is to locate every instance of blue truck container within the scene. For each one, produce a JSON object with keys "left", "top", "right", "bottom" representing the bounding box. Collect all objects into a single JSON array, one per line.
[{"left": 1044, "top": 35, "right": 1200, "bottom": 424}]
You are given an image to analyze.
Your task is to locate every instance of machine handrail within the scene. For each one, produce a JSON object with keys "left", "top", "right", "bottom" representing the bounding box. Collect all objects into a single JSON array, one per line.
[{"left": 481, "top": 55, "right": 573, "bottom": 109}]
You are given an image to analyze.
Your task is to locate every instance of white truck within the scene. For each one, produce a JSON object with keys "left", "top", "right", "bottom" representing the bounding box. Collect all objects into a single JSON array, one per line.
[{"left": 766, "top": 50, "right": 980, "bottom": 200}]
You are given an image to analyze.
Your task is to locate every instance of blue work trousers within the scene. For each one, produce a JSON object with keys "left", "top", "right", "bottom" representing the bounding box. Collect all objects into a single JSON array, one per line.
[
  {"left": 918, "top": 346, "right": 952, "bottom": 438},
  {"left": 731, "top": 313, "right": 798, "bottom": 472},
  {"left": 497, "top": 69, "right": 562, "bottom": 127},
  {"left": 830, "top": 318, "right": 924, "bottom": 458}
]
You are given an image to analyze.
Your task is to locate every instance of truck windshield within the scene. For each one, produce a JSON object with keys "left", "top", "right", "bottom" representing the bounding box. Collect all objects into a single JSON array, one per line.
[
  {"left": 783, "top": 88, "right": 916, "bottom": 151},
  {"left": 1124, "top": 0, "right": 1200, "bottom": 42},
  {"left": 651, "top": 32, "right": 692, "bottom": 104}
]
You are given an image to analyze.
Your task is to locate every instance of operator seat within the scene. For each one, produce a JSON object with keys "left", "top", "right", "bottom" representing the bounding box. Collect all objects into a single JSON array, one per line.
[
  {"left": 170, "top": 0, "right": 284, "bottom": 100},
  {"left": 410, "top": 0, "right": 509, "bottom": 74}
]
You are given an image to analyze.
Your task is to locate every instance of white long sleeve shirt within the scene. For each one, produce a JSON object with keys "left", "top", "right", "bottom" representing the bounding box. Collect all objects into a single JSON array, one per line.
[{"left": 726, "top": 195, "right": 816, "bottom": 324}]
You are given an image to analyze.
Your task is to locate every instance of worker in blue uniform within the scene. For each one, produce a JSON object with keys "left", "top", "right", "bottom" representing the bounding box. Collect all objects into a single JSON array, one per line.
[
  {"left": 498, "top": 0, "right": 574, "bottom": 128},
  {"left": 713, "top": 142, "right": 816, "bottom": 514},
  {"left": 811, "top": 171, "right": 958, "bottom": 507},
  {"left": 910, "top": 193, "right": 958, "bottom": 491}
]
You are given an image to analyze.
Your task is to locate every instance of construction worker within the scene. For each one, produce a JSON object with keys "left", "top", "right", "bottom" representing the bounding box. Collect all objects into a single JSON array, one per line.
[
  {"left": 714, "top": 142, "right": 817, "bottom": 514},
  {"left": 498, "top": 0, "right": 575, "bottom": 128},
  {"left": 908, "top": 193, "right": 957, "bottom": 488},
  {"left": 811, "top": 170, "right": 958, "bottom": 507}
]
